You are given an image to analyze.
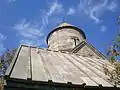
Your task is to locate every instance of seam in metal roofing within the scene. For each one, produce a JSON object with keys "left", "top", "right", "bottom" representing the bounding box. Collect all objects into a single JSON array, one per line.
[{"left": 5, "top": 45, "right": 120, "bottom": 88}]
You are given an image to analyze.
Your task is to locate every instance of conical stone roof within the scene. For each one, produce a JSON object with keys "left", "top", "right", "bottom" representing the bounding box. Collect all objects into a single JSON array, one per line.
[{"left": 56, "top": 22, "right": 73, "bottom": 28}]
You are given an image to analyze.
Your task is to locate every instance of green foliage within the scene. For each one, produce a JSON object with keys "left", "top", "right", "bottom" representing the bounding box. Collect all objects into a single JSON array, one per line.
[
  {"left": 104, "top": 16, "right": 120, "bottom": 85},
  {"left": 105, "top": 62, "right": 120, "bottom": 85},
  {"left": 0, "top": 48, "right": 16, "bottom": 90},
  {"left": 0, "top": 48, "right": 17, "bottom": 78}
]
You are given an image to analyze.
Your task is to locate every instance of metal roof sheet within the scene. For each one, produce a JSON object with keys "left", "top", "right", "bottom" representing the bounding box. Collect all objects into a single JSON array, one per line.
[{"left": 5, "top": 45, "right": 118, "bottom": 87}]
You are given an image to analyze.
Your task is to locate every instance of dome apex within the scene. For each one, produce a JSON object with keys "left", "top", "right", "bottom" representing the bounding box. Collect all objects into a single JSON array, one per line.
[{"left": 56, "top": 22, "right": 73, "bottom": 28}]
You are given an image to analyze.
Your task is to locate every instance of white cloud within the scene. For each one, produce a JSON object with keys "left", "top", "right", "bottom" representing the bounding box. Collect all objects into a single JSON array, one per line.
[
  {"left": 8, "top": 0, "right": 16, "bottom": 3},
  {"left": 46, "top": 0, "right": 63, "bottom": 17},
  {"left": 21, "top": 37, "right": 46, "bottom": 46},
  {"left": 12, "top": 0, "right": 118, "bottom": 47},
  {"left": 67, "top": 8, "right": 76, "bottom": 16},
  {"left": 107, "top": 1, "right": 117, "bottom": 12},
  {"left": 100, "top": 25, "right": 107, "bottom": 32},
  {"left": 13, "top": 0, "right": 64, "bottom": 46},
  {"left": 21, "top": 39, "right": 40, "bottom": 46},
  {"left": 14, "top": 19, "right": 43, "bottom": 39},
  {"left": 41, "top": 0, "right": 63, "bottom": 27},
  {"left": 13, "top": 19, "right": 44, "bottom": 46},
  {"left": 78, "top": 0, "right": 118, "bottom": 23},
  {"left": 0, "top": 44, "right": 5, "bottom": 54},
  {"left": 0, "top": 33, "right": 6, "bottom": 54},
  {"left": 0, "top": 33, "right": 6, "bottom": 41}
]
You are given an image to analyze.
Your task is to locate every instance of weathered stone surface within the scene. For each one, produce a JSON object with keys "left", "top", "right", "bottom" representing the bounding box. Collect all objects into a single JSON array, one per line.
[
  {"left": 48, "top": 28, "right": 85, "bottom": 51},
  {"left": 76, "top": 45, "right": 102, "bottom": 59}
]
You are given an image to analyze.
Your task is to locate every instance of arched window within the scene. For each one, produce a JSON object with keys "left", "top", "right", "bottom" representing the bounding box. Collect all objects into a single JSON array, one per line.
[{"left": 71, "top": 36, "right": 79, "bottom": 46}]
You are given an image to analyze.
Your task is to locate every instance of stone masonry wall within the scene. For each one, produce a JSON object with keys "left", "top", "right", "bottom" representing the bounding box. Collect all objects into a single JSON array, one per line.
[{"left": 48, "top": 28, "right": 85, "bottom": 51}]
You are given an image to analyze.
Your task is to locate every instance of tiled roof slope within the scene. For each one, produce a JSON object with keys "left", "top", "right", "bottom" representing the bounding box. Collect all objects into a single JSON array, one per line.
[{"left": 5, "top": 45, "right": 119, "bottom": 87}]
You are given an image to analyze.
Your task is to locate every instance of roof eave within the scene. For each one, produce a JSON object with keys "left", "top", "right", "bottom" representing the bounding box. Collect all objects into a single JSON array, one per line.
[{"left": 5, "top": 78, "right": 120, "bottom": 90}]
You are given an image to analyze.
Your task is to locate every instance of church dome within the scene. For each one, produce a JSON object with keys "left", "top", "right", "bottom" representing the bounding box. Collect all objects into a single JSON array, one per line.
[
  {"left": 56, "top": 22, "right": 73, "bottom": 28},
  {"left": 46, "top": 22, "right": 86, "bottom": 51}
]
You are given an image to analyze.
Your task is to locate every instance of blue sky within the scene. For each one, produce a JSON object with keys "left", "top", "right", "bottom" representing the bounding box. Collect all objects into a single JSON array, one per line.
[{"left": 0, "top": 0, "right": 120, "bottom": 56}]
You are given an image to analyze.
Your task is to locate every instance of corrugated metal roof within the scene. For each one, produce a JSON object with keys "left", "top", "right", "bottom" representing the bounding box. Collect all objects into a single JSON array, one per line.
[{"left": 5, "top": 45, "right": 119, "bottom": 87}]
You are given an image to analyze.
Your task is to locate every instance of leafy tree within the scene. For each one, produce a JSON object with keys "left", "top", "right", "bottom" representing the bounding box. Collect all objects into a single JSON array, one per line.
[
  {"left": 0, "top": 48, "right": 17, "bottom": 79},
  {"left": 103, "top": 16, "right": 120, "bottom": 85},
  {"left": 0, "top": 48, "right": 17, "bottom": 90}
]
